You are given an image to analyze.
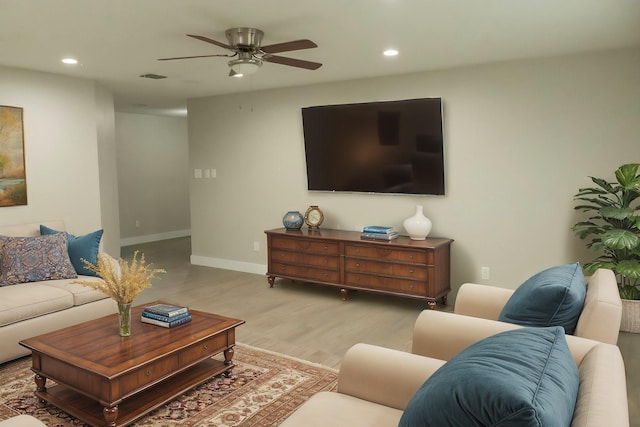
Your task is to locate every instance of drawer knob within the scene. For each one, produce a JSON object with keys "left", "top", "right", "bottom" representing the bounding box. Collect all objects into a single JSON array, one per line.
[
  {"left": 355, "top": 263, "right": 360, "bottom": 267},
  {"left": 146, "top": 370, "right": 151, "bottom": 377},
  {"left": 410, "top": 284, "right": 414, "bottom": 289},
  {"left": 409, "top": 255, "right": 414, "bottom": 259},
  {"left": 280, "top": 266, "right": 286, "bottom": 271},
  {"left": 409, "top": 269, "right": 414, "bottom": 274},
  {"left": 323, "top": 245, "right": 328, "bottom": 250},
  {"left": 203, "top": 344, "right": 209, "bottom": 350}
]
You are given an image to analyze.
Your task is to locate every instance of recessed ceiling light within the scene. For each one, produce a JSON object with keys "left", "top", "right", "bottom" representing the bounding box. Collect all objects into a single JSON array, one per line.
[
  {"left": 383, "top": 49, "right": 399, "bottom": 57},
  {"left": 61, "top": 58, "right": 78, "bottom": 65}
]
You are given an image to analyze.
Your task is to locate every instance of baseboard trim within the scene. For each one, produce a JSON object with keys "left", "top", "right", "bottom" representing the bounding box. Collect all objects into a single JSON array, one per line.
[
  {"left": 190, "top": 255, "right": 266, "bottom": 276},
  {"left": 120, "top": 229, "right": 191, "bottom": 247}
]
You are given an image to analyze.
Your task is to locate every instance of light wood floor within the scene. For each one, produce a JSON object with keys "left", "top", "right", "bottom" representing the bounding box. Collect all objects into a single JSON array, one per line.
[{"left": 123, "top": 237, "right": 639, "bottom": 425}]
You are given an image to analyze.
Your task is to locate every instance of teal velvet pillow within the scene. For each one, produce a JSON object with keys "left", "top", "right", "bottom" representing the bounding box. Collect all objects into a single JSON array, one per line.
[
  {"left": 399, "top": 327, "right": 579, "bottom": 427},
  {"left": 40, "top": 225, "right": 103, "bottom": 277},
  {"left": 498, "top": 262, "right": 586, "bottom": 334}
]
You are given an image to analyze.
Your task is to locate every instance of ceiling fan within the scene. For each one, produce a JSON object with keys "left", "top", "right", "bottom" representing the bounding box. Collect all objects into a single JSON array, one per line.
[{"left": 158, "top": 27, "right": 322, "bottom": 77}]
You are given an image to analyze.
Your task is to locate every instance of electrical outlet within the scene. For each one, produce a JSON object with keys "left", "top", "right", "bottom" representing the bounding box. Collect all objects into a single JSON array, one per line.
[
  {"left": 481, "top": 267, "right": 490, "bottom": 280},
  {"left": 253, "top": 241, "right": 260, "bottom": 252}
]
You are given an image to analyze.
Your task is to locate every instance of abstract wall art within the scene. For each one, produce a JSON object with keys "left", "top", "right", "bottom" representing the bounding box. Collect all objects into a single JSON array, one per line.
[{"left": 0, "top": 105, "right": 27, "bottom": 207}]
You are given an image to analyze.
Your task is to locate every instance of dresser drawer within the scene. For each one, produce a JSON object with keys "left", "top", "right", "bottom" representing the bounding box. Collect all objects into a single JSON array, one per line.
[
  {"left": 271, "top": 236, "right": 339, "bottom": 255},
  {"left": 271, "top": 262, "right": 339, "bottom": 283},
  {"left": 345, "top": 272, "right": 427, "bottom": 295},
  {"left": 120, "top": 355, "right": 179, "bottom": 393},
  {"left": 179, "top": 334, "right": 229, "bottom": 366},
  {"left": 345, "top": 244, "right": 431, "bottom": 264},
  {"left": 272, "top": 250, "right": 340, "bottom": 269},
  {"left": 344, "top": 258, "right": 428, "bottom": 280}
]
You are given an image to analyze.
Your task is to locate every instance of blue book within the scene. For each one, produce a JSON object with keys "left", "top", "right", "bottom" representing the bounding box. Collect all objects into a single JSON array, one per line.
[
  {"left": 141, "top": 314, "right": 192, "bottom": 328},
  {"left": 142, "top": 310, "right": 190, "bottom": 323},
  {"left": 143, "top": 304, "right": 189, "bottom": 317},
  {"left": 361, "top": 232, "right": 399, "bottom": 241},
  {"left": 362, "top": 226, "right": 396, "bottom": 234}
]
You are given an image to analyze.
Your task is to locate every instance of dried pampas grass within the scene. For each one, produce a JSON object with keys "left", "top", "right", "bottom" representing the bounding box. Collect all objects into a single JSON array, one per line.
[{"left": 73, "top": 251, "right": 165, "bottom": 303}]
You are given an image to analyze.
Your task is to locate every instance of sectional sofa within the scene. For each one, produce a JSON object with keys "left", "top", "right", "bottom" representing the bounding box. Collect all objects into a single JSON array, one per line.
[
  {"left": 281, "top": 309, "right": 629, "bottom": 427},
  {"left": 0, "top": 221, "right": 116, "bottom": 364}
]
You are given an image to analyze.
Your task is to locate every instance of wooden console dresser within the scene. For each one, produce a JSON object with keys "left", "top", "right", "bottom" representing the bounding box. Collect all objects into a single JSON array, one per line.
[{"left": 265, "top": 228, "right": 453, "bottom": 307}]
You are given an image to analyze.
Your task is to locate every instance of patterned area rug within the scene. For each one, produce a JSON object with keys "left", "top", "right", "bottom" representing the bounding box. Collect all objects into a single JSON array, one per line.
[{"left": 0, "top": 344, "right": 338, "bottom": 426}]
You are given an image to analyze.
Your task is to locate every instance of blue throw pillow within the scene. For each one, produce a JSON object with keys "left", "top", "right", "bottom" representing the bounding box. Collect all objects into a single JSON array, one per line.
[
  {"left": 498, "top": 262, "right": 586, "bottom": 334},
  {"left": 40, "top": 225, "right": 103, "bottom": 277},
  {"left": 399, "top": 326, "right": 579, "bottom": 427}
]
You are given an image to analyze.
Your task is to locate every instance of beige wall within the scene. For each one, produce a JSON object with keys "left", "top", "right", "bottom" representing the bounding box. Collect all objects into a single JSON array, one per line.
[
  {"left": 0, "top": 65, "right": 118, "bottom": 253},
  {"left": 188, "top": 47, "right": 640, "bottom": 296},
  {"left": 115, "top": 112, "right": 190, "bottom": 245}
]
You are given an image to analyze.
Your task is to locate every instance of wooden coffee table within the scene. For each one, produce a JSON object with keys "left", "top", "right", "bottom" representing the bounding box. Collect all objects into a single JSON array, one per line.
[{"left": 19, "top": 302, "right": 245, "bottom": 427}]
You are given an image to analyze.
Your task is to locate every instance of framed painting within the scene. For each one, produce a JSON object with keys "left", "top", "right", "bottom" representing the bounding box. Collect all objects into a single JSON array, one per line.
[{"left": 0, "top": 106, "right": 27, "bottom": 206}]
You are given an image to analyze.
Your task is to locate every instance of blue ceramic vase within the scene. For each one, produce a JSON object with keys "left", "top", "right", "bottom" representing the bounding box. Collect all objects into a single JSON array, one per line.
[{"left": 283, "top": 211, "right": 304, "bottom": 230}]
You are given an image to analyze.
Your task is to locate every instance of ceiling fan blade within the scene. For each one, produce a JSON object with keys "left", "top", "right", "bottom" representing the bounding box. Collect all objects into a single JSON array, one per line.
[
  {"left": 158, "top": 54, "right": 231, "bottom": 61},
  {"left": 187, "top": 34, "right": 232, "bottom": 50},
  {"left": 261, "top": 39, "right": 317, "bottom": 54},
  {"left": 263, "top": 55, "right": 323, "bottom": 70}
]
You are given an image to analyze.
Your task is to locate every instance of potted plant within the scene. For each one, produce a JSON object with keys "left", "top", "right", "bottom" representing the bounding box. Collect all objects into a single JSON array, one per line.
[{"left": 572, "top": 163, "right": 640, "bottom": 332}]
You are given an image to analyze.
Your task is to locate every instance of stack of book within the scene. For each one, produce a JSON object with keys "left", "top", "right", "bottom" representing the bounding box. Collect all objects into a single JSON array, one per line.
[
  {"left": 360, "top": 225, "right": 399, "bottom": 241},
  {"left": 141, "top": 303, "right": 192, "bottom": 328}
]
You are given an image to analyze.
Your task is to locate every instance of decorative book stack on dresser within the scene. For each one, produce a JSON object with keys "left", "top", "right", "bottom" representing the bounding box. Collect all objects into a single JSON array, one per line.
[
  {"left": 141, "top": 303, "right": 192, "bottom": 328},
  {"left": 360, "top": 225, "right": 399, "bottom": 241}
]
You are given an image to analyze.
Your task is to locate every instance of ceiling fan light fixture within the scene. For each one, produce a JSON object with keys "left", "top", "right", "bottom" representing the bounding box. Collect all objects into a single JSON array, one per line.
[{"left": 229, "top": 58, "right": 262, "bottom": 76}]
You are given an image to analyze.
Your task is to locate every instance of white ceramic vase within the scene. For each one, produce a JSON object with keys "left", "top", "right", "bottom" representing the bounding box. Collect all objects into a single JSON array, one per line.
[{"left": 403, "top": 205, "right": 432, "bottom": 240}]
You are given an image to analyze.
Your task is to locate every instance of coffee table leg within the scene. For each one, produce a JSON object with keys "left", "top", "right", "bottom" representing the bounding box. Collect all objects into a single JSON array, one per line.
[
  {"left": 103, "top": 405, "right": 118, "bottom": 427},
  {"left": 222, "top": 346, "right": 235, "bottom": 377},
  {"left": 35, "top": 374, "right": 47, "bottom": 405}
]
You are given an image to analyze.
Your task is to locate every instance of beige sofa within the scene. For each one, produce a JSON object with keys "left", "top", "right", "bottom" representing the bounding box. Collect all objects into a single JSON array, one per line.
[
  {"left": 0, "top": 415, "right": 46, "bottom": 427},
  {"left": 454, "top": 268, "right": 622, "bottom": 344},
  {"left": 0, "top": 221, "right": 117, "bottom": 364},
  {"left": 281, "top": 309, "right": 629, "bottom": 427}
]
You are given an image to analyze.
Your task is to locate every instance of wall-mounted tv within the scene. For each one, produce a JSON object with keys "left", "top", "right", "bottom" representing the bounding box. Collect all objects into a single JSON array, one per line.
[{"left": 301, "top": 97, "right": 445, "bottom": 195}]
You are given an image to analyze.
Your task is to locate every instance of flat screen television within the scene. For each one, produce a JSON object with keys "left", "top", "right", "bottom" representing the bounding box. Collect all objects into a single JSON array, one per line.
[{"left": 301, "top": 97, "right": 445, "bottom": 195}]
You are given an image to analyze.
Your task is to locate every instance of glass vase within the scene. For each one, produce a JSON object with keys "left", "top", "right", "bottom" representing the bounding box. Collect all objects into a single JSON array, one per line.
[{"left": 117, "top": 302, "right": 132, "bottom": 337}]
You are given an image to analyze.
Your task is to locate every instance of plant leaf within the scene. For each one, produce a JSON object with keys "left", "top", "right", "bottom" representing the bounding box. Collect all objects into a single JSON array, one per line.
[
  {"left": 589, "top": 176, "right": 616, "bottom": 192},
  {"left": 601, "top": 207, "right": 635, "bottom": 220},
  {"left": 601, "top": 229, "right": 640, "bottom": 250},
  {"left": 583, "top": 260, "right": 616, "bottom": 273},
  {"left": 615, "top": 163, "right": 640, "bottom": 189},
  {"left": 615, "top": 259, "right": 640, "bottom": 279}
]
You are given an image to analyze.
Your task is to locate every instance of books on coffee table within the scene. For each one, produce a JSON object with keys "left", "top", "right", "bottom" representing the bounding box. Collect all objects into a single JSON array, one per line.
[
  {"left": 141, "top": 304, "right": 191, "bottom": 328},
  {"left": 143, "top": 303, "right": 189, "bottom": 317}
]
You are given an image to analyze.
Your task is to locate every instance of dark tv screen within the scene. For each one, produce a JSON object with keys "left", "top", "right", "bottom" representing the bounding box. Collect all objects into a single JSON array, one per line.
[{"left": 301, "top": 97, "right": 445, "bottom": 195}]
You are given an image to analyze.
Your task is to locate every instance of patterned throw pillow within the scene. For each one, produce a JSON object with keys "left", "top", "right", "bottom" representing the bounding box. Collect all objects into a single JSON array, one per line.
[{"left": 0, "top": 233, "right": 78, "bottom": 286}]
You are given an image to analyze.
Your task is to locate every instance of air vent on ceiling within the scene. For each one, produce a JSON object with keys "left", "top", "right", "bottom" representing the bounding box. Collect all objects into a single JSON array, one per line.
[{"left": 139, "top": 73, "right": 167, "bottom": 79}]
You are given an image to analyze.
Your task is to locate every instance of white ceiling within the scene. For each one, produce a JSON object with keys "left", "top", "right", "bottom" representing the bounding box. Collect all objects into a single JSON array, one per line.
[{"left": 1, "top": 0, "right": 639, "bottom": 116}]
